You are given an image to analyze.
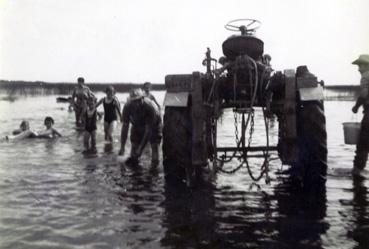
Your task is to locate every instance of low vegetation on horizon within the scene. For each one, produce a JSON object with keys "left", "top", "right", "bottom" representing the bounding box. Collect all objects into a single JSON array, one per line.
[
  {"left": 0, "top": 79, "right": 360, "bottom": 101},
  {"left": 0, "top": 80, "right": 166, "bottom": 95}
]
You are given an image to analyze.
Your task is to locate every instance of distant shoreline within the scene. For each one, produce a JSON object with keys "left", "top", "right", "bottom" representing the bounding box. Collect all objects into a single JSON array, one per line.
[
  {"left": 0, "top": 80, "right": 360, "bottom": 100},
  {"left": 0, "top": 80, "right": 166, "bottom": 95},
  {"left": 0, "top": 80, "right": 359, "bottom": 89}
]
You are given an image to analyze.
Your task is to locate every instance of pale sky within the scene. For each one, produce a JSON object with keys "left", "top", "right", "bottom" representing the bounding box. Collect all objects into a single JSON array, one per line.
[{"left": 0, "top": 0, "right": 368, "bottom": 85}]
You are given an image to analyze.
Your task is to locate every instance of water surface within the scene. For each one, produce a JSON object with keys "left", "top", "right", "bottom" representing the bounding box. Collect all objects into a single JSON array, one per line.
[{"left": 0, "top": 93, "right": 368, "bottom": 249}]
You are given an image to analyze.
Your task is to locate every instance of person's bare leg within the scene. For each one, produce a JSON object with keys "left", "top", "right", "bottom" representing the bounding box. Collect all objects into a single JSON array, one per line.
[
  {"left": 91, "top": 130, "right": 97, "bottom": 153},
  {"left": 83, "top": 132, "right": 91, "bottom": 151},
  {"left": 128, "top": 142, "right": 139, "bottom": 165},
  {"left": 75, "top": 109, "right": 81, "bottom": 126},
  {"left": 151, "top": 143, "right": 159, "bottom": 167},
  {"left": 107, "top": 121, "right": 117, "bottom": 142},
  {"left": 104, "top": 122, "right": 109, "bottom": 141}
]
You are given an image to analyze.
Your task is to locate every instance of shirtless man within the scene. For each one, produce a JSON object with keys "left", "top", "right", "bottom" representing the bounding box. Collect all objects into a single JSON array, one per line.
[
  {"left": 142, "top": 82, "right": 161, "bottom": 111},
  {"left": 71, "top": 77, "right": 95, "bottom": 128}
]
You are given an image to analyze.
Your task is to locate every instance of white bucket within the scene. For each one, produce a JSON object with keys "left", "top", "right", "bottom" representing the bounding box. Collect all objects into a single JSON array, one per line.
[{"left": 342, "top": 122, "right": 361, "bottom": 145}]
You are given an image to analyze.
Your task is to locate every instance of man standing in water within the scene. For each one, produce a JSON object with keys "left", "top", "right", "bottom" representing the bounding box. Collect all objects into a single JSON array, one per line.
[
  {"left": 142, "top": 82, "right": 161, "bottom": 111},
  {"left": 71, "top": 77, "right": 95, "bottom": 128},
  {"left": 119, "top": 88, "right": 162, "bottom": 167},
  {"left": 351, "top": 54, "right": 369, "bottom": 177}
]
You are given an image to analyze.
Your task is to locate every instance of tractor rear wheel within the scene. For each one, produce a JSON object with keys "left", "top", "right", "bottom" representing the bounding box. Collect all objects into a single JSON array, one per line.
[
  {"left": 162, "top": 107, "right": 192, "bottom": 183},
  {"left": 296, "top": 100, "right": 328, "bottom": 189}
]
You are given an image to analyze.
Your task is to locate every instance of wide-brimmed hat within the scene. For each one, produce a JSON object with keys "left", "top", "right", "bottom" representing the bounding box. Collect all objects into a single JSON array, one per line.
[
  {"left": 352, "top": 54, "right": 369, "bottom": 65},
  {"left": 128, "top": 88, "right": 144, "bottom": 101}
]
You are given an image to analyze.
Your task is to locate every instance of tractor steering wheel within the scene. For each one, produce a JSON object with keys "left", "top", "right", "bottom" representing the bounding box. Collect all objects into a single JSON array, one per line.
[{"left": 225, "top": 19, "right": 261, "bottom": 34}]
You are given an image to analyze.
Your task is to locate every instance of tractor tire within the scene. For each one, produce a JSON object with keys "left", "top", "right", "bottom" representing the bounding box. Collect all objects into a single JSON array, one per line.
[
  {"left": 296, "top": 100, "right": 328, "bottom": 189},
  {"left": 162, "top": 107, "right": 192, "bottom": 183}
]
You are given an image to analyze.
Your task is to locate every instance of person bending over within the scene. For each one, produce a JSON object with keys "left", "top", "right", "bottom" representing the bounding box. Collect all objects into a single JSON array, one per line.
[{"left": 119, "top": 88, "right": 162, "bottom": 167}]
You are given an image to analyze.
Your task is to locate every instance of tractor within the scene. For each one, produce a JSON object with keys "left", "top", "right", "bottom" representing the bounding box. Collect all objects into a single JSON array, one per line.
[{"left": 162, "top": 19, "right": 327, "bottom": 189}]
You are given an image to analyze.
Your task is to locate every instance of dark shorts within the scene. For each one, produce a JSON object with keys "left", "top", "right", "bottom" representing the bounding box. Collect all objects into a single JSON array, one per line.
[
  {"left": 104, "top": 117, "right": 117, "bottom": 124},
  {"left": 130, "top": 120, "right": 163, "bottom": 144}
]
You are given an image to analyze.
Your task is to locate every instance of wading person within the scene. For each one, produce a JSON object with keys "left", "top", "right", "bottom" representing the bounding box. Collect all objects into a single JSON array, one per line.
[
  {"left": 119, "top": 88, "right": 162, "bottom": 167},
  {"left": 351, "top": 54, "right": 369, "bottom": 177},
  {"left": 83, "top": 97, "right": 98, "bottom": 153},
  {"left": 142, "top": 82, "right": 161, "bottom": 111},
  {"left": 96, "top": 86, "right": 122, "bottom": 142},
  {"left": 71, "top": 77, "right": 95, "bottom": 128}
]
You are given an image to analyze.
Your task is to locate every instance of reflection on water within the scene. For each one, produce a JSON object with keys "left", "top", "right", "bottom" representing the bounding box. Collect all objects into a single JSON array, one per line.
[
  {"left": 350, "top": 177, "right": 369, "bottom": 247},
  {"left": 0, "top": 93, "right": 368, "bottom": 249},
  {"left": 273, "top": 179, "right": 328, "bottom": 249}
]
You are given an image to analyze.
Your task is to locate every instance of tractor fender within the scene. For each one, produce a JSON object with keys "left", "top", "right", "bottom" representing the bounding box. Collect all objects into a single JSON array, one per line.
[
  {"left": 296, "top": 71, "right": 324, "bottom": 101},
  {"left": 164, "top": 92, "right": 190, "bottom": 107},
  {"left": 164, "top": 74, "right": 193, "bottom": 107},
  {"left": 298, "top": 85, "right": 324, "bottom": 101}
]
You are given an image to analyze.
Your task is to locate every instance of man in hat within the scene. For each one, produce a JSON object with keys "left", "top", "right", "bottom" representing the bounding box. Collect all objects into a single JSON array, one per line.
[
  {"left": 119, "top": 88, "right": 162, "bottom": 167},
  {"left": 351, "top": 54, "right": 369, "bottom": 176}
]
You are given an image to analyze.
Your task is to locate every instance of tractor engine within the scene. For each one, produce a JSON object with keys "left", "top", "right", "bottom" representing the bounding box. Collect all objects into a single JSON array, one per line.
[{"left": 213, "top": 22, "right": 272, "bottom": 107}]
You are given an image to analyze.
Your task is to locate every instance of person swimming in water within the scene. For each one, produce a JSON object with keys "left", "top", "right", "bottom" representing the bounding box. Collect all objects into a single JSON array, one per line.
[
  {"left": 4, "top": 120, "right": 38, "bottom": 141},
  {"left": 37, "top": 116, "right": 62, "bottom": 138},
  {"left": 96, "top": 86, "right": 122, "bottom": 142}
]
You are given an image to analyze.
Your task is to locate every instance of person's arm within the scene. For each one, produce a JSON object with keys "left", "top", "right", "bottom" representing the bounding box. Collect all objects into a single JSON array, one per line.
[
  {"left": 8, "top": 130, "right": 37, "bottom": 140},
  {"left": 70, "top": 88, "right": 77, "bottom": 110},
  {"left": 119, "top": 103, "right": 130, "bottom": 155},
  {"left": 86, "top": 86, "right": 96, "bottom": 100},
  {"left": 71, "top": 89, "right": 76, "bottom": 107},
  {"left": 12, "top": 129, "right": 22, "bottom": 135},
  {"left": 353, "top": 98, "right": 363, "bottom": 113},
  {"left": 95, "top": 97, "right": 104, "bottom": 109},
  {"left": 52, "top": 128, "right": 62, "bottom": 137},
  {"left": 152, "top": 96, "right": 161, "bottom": 111},
  {"left": 120, "top": 103, "right": 125, "bottom": 123},
  {"left": 134, "top": 102, "right": 155, "bottom": 157},
  {"left": 353, "top": 78, "right": 369, "bottom": 113},
  {"left": 135, "top": 124, "right": 151, "bottom": 157},
  {"left": 119, "top": 122, "right": 129, "bottom": 155},
  {"left": 114, "top": 98, "right": 122, "bottom": 121},
  {"left": 149, "top": 94, "right": 161, "bottom": 111}
]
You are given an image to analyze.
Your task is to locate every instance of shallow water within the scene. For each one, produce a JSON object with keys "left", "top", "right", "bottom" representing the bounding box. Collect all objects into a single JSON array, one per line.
[{"left": 0, "top": 92, "right": 368, "bottom": 249}]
